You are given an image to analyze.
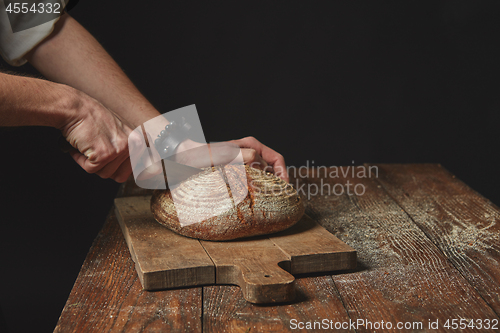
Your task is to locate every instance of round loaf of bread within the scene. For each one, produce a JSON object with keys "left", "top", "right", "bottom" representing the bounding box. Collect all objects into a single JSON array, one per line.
[{"left": 151, "top": 165, "right": 305, "bottom": 241}]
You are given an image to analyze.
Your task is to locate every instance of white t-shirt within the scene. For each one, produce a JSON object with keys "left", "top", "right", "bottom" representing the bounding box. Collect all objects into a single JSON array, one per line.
[{"left": 0, "top": 0, "right": 67, "bottom": 66}]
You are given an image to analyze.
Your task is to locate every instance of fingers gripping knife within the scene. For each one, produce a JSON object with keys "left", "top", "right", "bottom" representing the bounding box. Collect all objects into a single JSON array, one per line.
[{"left": 57, "top": 117, "right": 203, "bottom": 187}]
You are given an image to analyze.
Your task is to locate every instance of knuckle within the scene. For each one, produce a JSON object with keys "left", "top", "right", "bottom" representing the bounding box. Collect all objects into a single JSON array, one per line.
[
  {"left": 128, "top": 132, "right": 143, "bottom": 149},
  {"left": 247, "top": 148, "right": 257, "bottom": 160},
  {"left": 116, "top": 137, "right": 129, "bottom": 152},
  {"left": 112, "top": 139, "right": 130, "bottom": 159},
  {"left": 102, "top": 145, "right": 121, "bottom": 161},
  {"left": 99, "top": 150, "right": 112, "bottom": 162},
  {"left": 245, "top": 136, "right": 258, "bottom": 144}
]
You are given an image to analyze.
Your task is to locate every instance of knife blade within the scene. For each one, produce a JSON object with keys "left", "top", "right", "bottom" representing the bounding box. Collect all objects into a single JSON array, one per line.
[{"left": 137, "top": 157, "right": 203, "bottom": 188}]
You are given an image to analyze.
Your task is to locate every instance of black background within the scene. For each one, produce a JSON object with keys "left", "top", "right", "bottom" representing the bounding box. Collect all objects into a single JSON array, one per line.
[{"left": 1, "top": 1, "right": 500, "bottom": 332}]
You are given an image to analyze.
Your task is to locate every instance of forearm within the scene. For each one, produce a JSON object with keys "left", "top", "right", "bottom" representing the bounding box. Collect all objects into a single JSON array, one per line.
[
  {"left": 0, "top": 72, "right": 77, "bottom": 129},
  {"left": 25, "top": 13, "right": 160, "bottom": 129}
]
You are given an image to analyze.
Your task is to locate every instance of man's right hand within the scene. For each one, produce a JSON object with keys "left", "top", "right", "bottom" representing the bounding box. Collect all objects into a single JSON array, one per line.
[{"left": 59, "top": 90, "right": 137, "bottom": 183}]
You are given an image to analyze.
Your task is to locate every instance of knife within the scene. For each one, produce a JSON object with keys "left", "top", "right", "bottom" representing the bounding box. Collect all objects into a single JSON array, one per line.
[
  {"left": 58, "top": 135, "right": 203, "bottom": 187},
  {"left": 137, "top": 158, "right": 203, "bottom": 188}
]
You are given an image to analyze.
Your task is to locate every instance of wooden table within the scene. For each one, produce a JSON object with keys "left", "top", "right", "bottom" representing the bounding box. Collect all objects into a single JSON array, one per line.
[{"left": 54, "top": 164, "right": 500, "bottom": 332}]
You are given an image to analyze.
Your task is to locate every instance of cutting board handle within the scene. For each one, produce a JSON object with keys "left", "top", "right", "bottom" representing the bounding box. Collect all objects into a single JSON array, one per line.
[{"left": 217, "top": 260, "right": 295, "bottom": 303}]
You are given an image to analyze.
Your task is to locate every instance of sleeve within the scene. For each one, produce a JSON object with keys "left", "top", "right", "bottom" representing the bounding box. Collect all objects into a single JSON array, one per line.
[{"left": 0, "top": 0, "right": 67, "bottom": 66}]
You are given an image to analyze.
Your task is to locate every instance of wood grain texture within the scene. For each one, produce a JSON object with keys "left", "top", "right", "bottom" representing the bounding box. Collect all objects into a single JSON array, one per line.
[
  {"left": 55, "top": 194, "right": 203, "bottom": 332},
  {"left": 200, "top": 236, "right": 295, "bottom": 304},
  {"left": 295, "top": 166, "right": 499, "bottom": 331},
  {"left": 57, "top": 166, "right": 500, "bottom": 332},
  {"left": 269, "top": 214, "right": 356, "bottom": 274},
  {"left": 203, "top": 277, "right": 354, "bottom": 333},
  {"left": 115, "top": 193, "right": 355, "bottom": 303},
  {"left": 115, "top": 196, "right": 215, "bottom": 290},
  {"left": 371, "top": 163, "right": 500, "bottom": 315}
]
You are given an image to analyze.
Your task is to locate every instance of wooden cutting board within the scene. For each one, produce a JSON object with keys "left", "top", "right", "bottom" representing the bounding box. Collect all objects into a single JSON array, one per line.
[{"left": 114, "top": 196, "right": 356, "bottom": 303}]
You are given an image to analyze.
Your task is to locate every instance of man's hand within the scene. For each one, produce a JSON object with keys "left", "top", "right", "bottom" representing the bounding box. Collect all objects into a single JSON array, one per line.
[
  {"left": 175, "top": 136, "right": 289, "bottom": 182},
  {"left": 230, "top": 136, "right": 289, "bottom": 182},
  {"left": 60, "top": 91, "right": 136, "bottom": 183},
  {"left": 19, "top": 13, "right": 289, "bottom": 184}
]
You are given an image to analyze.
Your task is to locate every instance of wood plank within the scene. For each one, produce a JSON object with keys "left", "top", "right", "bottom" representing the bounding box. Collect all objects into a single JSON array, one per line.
[
  {"left": 201, "top": 173, "right": 355, "bottom": 332},
  {"left": 269, "top": 214, "right": 356, "bottom": 274},
  {"left": 114, "top": 193, "right": 356, "bottom": 303},
  {"left": 294, "top": 166, "right": 499, "bottom": 331},
  {"left": 371, "top": 163, "right": 500, "bottom": 315},
  {"left": 54, "top": 209, "right": 203, "bottom": 333},
  {"left": 114, "top": 196, "right": 215, "bottom": 290},
  {"left": 59, "top": 165, "right": 500, "bottom": 332},
  {"left": 203, "top": 277, "right": 354, "bottom": 333},
  {"left": 200, "top": 237, "right": 295, "bottom": 304}
]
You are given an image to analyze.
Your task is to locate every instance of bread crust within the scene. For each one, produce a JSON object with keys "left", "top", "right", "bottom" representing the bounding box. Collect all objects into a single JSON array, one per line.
[{"left": 151, "top": 165, "right": 305, "bottom": 241}]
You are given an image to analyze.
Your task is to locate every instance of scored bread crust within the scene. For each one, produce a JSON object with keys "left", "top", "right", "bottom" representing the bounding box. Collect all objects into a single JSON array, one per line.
[{"left": 151, "top": 165, "right": 305, "bottom": 241}]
